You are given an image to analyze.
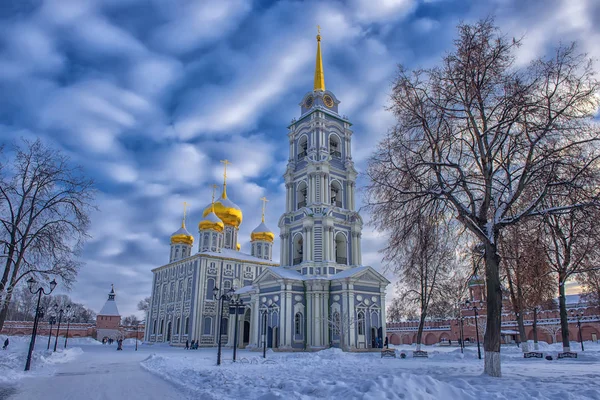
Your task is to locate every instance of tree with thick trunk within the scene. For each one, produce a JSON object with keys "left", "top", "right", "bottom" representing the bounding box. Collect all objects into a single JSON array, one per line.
[
  {"left": 366, "top": 19, "right": 600, "bottom": 376},
  {"left": 0, "top": 139, "right": 95, "bottom": 331}
]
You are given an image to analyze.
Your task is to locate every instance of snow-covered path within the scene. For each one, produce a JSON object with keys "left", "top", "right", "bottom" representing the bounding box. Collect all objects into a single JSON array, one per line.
[{"left": 3, "top": 343, "right": 189, "bottom": 400}]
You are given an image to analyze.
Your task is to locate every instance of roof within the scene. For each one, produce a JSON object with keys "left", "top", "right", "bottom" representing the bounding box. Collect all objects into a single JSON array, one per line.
[
  {"left": 252, "top": 221, "right": 273, "bottom": 233},
  {"left": 99, "top": 299, "right": 120, "bottom": 316},
  {"left": 330, "top": 266, "right": 369, "bottom": 280},
  {"left": 201, "top": 248, "right": 279, "bottom": 265},
  {"left": 202, "top": 211, "right": 222, "bottom": 224},
  {"left": 171, "top": 226, "right": 193, "bottom": 236},
  {"left": 234, "top": 285, "right": 255, "bottom": 295}
]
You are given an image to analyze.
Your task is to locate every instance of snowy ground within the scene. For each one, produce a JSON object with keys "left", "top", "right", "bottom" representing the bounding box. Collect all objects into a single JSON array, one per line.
[{"left": 0, "top": 335, "right": 599, "bottom": 400}]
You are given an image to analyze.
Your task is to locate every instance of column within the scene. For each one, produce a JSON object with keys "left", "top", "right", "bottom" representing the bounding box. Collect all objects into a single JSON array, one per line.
[
  {"left": 302, "top": 229, "right": 307, "bottom": 263},
  {"left": 285, "top": 289, "right": 293, "bottom": 347},
  {"left": 348, "top": 287, "right": 356, "bottom": 349},
  {"left": 357, "top": 233, "right": 362, "bottom": 265}
]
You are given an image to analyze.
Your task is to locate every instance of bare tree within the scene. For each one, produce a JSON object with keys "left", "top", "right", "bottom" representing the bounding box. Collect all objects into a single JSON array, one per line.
[
  {"left": 324, "top": 310, "right": 359, "bottom": 351},
  {"left": 539, "top": 205, "right": 600, "bottom": 352},
  {"left": 0, "top": 139, "right": 95, "bottom": 331},
  {"left": 579, "top": 269, "right": 600, "bottom": 308},
  {"left": 366, "top": 19, "right": 600, "bottom": 376},
  {"left": 500, "top": 223, "right": 555, "bottom": 352},
  {"left": 122, "top": 315, "right": 140, "bottom": 326},
  {"left": 137, "top": 296, "right": 151, "bottom": 313},
  {"left": 386, "top": 297, "right": 418, "bottom": 322},
  {"left": 539, "top": 324, "right": 562, "bottom": 344},
  {"left": 391, "top": 214, "right": 454, "bottom": 352}
]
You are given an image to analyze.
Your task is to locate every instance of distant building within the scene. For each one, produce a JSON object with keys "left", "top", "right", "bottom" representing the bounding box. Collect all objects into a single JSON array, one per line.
[{"left": 96, "top": 285, "right": 121, "bottom": 341}]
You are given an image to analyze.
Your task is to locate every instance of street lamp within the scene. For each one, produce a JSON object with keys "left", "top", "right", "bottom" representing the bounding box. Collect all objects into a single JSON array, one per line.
[
  {"left": 24, "top": 277, "right": 57, "bottom": 371},
  {"left": 135, "top": 322, "right": 140, "bottom": 351},
  {"left": 465, "top": 299, "right": 483, "bottom": 360},
  {"left": 53, "top": 303, "right": 71, "bottom": 352},
  {"left": 454, "top": 316, "right": 464, "bottom": 354},
  {"left": 47, "top": 316, "right": 56, "bottom": 350},
  {"left": 260, "top": 304, "right": 275, "bottom": 359},
  {"left": 213, "top": 286, "right": 235, "bottom": 366},
  {"left": 570, "top": 309, "right": 584, "bottom": 351},
  {"left": 64, "top": 312, "right": 75, "bottom": 349},
  {"left": 229, "top": 296, "right": 245, "bottom": 362}
]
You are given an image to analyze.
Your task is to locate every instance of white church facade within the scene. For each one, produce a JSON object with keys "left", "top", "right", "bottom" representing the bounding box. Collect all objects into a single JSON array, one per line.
[{"left": 145, "top": 31, "right": 389, "bottom": 351}]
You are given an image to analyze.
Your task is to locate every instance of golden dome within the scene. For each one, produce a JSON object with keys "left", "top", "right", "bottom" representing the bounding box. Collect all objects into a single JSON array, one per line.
[
  {"left": 171, "top": 223, "right": 194, "bottom": 246},
  {"left": 199, "top": 205, "right": 225, "bottom": 233},
  {"left": 236, "top": 243, "right": 241, "bottom": 251},
  {"left": 202, "top": 186, "right": 242, "bottom": 228},
  {"left": 251, "top": 196, "right": 274, "bottom": 243}
]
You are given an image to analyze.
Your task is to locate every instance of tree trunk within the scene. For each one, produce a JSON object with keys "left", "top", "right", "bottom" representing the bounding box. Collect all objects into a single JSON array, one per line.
[
  {"left": 558, "top": 273, "right": 570, "bottom": 352},
  {"left": 484, "top": 241, "right": 502, "bottom": 377},
  {"left": 532, "top": 308, "right": 539, "bottom": 350},
  {"left": 515, "top": 312, "right": 529, "bottom": 352},
  {"left": 0, "top": 300, "right": 10, "bottom": 333},
  {"left": 416, "top": 312, "right": 426, "bottom": 352}
]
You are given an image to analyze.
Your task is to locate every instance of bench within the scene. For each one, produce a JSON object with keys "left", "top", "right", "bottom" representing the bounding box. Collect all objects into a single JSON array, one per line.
[
  {"left": 524, "top": 352, "right": 544, "bottom": 359},
  {"left": 412, "top": 350, "right": 428, "bottom": 358},
  {"left": 558, "top": 352, "right": 578, "bottom": 359},
  {"left": 381, "top": 349, "right": 396, "bottom": 358}
]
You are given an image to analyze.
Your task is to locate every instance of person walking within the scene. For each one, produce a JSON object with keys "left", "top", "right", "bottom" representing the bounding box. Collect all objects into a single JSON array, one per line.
[
  {"left": 185, "top": 340, "right": 189, "bottom": 350},
  {"left": 384, "top": 336, "right": 389, "bottom": 349},
  {"left": 191, "top": 340, "right": 195, "bottom": 350},
  {"left": 2, "top": 338, "right": 8, "bottom": 350}
]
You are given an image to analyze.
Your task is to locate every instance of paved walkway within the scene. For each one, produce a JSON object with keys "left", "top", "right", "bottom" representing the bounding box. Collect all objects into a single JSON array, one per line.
[{"left": 5, "top": 346, "right": 189, "bottom": 400}]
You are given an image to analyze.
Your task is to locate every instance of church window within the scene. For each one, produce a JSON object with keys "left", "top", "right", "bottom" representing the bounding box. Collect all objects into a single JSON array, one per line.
[
  {"left": 160, "top": 319, "right": 164, "bottom": 334},
  {"left": 329, "top": 134, "right": 341, "bottom": 158},
  {"left": 293, "top": 233, "right": 303, "bottom": 265},
  {"left": 224, "top": 280, "right": 231, "bottom": 290},
  {"left": 297, "top": 135, "right": 308, "bottom": 159},
  {"left": 226, "top": 264, "right": 232, "bottom": 271},
  {"left": 186, "top": 279, "right": 192, "bottom": 300},
  {"left": 206, "top": 278, "right": 215, "bottom": 300},
  {"left": 176, "top": 318, "right": 181, "bottom": 334},
  {"left": 257, "top": 245, "right": 262, "bottom": 256},
  {"left": 203, "top": 317, "right": 212, "bottom": 335},
  {"left": 162, "top": 285, "right": 167, "bottom": 303},
  {"left": 357, "top": 311, "right": 365, "bottom": 335},
  {"left": 295, "top": 313, "right": 302, "bottom": 335},
  {"left": 335, "top": 232, "right": 348, "bottom": 265},
  {"left": 175, "top": 248, "right": 179, "bottom": 259},
  {"left": 246, "top": 266, "right": 251, "bottom": 272},
  {"left": 225, "top": 231, "right": 231, "bottom": 247},
  {"left": 170, "top": 283, "right": 175, "bottom": 302},
  {"left": 296, "top": 181, "right": 308, "bottom": 209},
  {"left": 330, "top": 180, "right": 342, "bottom": 207},
  {"left": 185, "top": 317, "right": 189, "bottom": 334},
  {"left": 153, "top": 320, "right": 157, "bottom": 334},
  {"left": 178, "top": 283, "right": 183, "bottom": 301}
]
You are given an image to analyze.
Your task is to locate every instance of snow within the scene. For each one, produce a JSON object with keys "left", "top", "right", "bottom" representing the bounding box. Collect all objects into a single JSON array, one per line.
[
  {"left": 202, "top": 248, "right": 278, "bottom": 265},
  {"left": 98, "top": 298, "right": 120, "bottom": 316},
  {"left": 1, "top": 335, "right": 600, "bottom": 399}
]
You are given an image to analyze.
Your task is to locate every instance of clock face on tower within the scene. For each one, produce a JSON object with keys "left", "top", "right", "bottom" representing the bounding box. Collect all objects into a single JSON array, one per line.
[
  {"left": 323, "top": 94, "right": 334, "bottom": 108},
  {"left": 304, "top": 96, "right": 314, "bottom": 108}
]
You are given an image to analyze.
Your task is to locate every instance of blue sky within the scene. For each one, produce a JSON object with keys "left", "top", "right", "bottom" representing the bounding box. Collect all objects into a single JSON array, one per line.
[{"left": 1, "top": 0, "right": 597, "bottom": 318}]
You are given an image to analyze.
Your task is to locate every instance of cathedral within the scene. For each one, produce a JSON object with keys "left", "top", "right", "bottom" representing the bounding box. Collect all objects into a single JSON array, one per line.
[{"left": 144, "top": 31, "right": 389, "bottom": 351}]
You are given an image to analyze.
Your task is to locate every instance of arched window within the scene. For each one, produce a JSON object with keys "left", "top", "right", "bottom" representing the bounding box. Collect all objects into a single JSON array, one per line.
[
  {"left": 153, "top": 320, "right": 157, "bottom": 334},
  {"left": 293, "top": 233, "right": 303, "bottom": 265},
  {"left": 185, "top": 279, "right": 192, "bottom": 300},
  {"left": 329, "top": 134, "right": 341, "bottom": 158},
  {"left": 296, "top": 181, "right": 308, "bottom": 209},
  {"left": 335, "top": 232, "right": 348, "bottom": 265},
  {"left": 176, "top": 317, "right": 181, "bottom": 334},
  {"left": 297, "top": 135, "right": 308, "bottom": 159},
  {"left": 295, "top": 312, "right": 302, "bottom": 335},
  {"left": 330, "top": 180, "right": 342, "bottom": 207},
  {"left": 203, "top": 317, "right": 212, "bottom": 335},
  {"left": 175, "top": 248, "right": 179, "bottom": 259},
  {"left": 257, "top": 244, "right": 262, "bottom": 256},
  {"left": 206, "top": 278, "right": 215, "bottom": 300},
  {"left": 357, "top": 311, "right": 365, "bottom": 335},
  {"left": 223, "top": 280, "right": 231, "bottom": 290},
  {"left": 160, "top": 319, "right": 164, "bottom": 334},
  {"left": 184, "top": 317, "right": 189, "bottom": 335}
]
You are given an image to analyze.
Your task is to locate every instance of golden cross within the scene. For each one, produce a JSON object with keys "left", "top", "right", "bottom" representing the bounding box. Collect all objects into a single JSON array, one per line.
[
  {"left": 260, "top": 196, "right": 269, "bottom": 223},
  {"left": 182, "top": 201, "right": 188, "bottom": 227},
  {"left": 211, "top": 184, "right": 218, "bottom": 204},
  {"left": 317, "top": 25, "right": 321, "bottom": 35},
  {"left": 220, "top": 159, "right": 231, "bottom": 184}
]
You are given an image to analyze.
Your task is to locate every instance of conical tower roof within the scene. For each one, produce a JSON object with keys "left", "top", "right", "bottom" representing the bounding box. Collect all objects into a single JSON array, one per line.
[{"left": 98, "top": 284, "right": 120, "bottom": 316}]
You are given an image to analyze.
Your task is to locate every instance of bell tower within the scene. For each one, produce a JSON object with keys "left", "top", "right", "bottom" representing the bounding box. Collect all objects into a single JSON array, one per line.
[{"left": 278, "top": 30, "right": 363, "bottom": 276}]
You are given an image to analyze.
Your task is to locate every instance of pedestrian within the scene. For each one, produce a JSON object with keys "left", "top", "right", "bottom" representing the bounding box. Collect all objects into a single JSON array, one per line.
[
  {"left": 2, "top": 338, "right": 8, "bottom": 350},
  {"left": 185, "top": 340, "right": 189, "bottom": 350},
  {"left": 191, "top": 339, "right": 195, "bottom": 350},
  {"left": 384, "top": 336, "right": 389, "bottom": 349},
  {"left": 449, "top": 339, "right": 452, "bottom": 346},
  {"left": 117, "top": 339, "right": 123, "bottom": 351}
]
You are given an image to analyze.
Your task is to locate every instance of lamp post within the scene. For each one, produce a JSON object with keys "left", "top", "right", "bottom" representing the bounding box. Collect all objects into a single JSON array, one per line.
[
  {"left": 24, "top": 277, "right": 57, "bottom": 371},
  {"left": 455, "top": 317, "right": 464, "bottom": 354},
  {"left": 47, "top": 316, "right": 56, "bottom": 350},
  {"left": 213, "top": 286, "right": 235, "bottom": 366},
  {"left": 64, "top": 313, "right": 75, "bottom": 349},
  {"left": 229, "top": 296, "right": 245, "bottom": 362},
  {"left": 135, "top": 322, "right": 140, "bottom": 351},
  {"left": 53, "top": 304, "right": 71, "bottom": 352},
  {"left": 465, "top": 299, "right": 483, "bottom": 360},
  {"left": 570, "top": 310, "right": 584, "bottom": 351},
  {"left": 260, "top": 304, "right": 275, "bottom": 359}
]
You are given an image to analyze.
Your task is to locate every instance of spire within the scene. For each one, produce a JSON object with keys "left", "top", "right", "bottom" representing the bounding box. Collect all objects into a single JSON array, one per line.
[
  {"left": 314, "top": 25, "right": 325, "bottom": 91},
  {"left": 220, "top": 159, "right": 231, "bottom": 198},
  {"left": 260, "top": 196, "right": 269, "bottom": 223},
  {"left": 108, "top": 284, "right": 115, "bottom": 301}
]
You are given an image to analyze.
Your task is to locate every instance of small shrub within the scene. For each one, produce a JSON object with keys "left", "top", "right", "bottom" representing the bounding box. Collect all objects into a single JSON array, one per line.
[{"left": 545, "top": 355, "right": 553, "bottom": 361}]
